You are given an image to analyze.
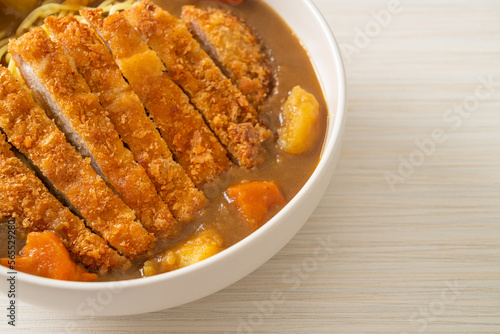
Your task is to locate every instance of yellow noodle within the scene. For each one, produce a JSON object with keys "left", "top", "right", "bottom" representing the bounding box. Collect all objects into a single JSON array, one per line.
[
  {"left": 7, "top": 53, "right": 22, "bottom": 81},
  {"left": 0, "top": 45, "right": 7, "bottom": 58},
  {"left": 0, "top": 39, "right": 9, "bottom": 64},
  {"left": 1, "top": 0, "right": 135, "bottom": 72},
  {"left": 99, "top": 0, "right": 118, "bottom": 8},
  {"left": 109, "top": 3, "right": 136, "bottom": 15},
  {"left": 16, "top": 4, "right": 88, "bottom": 36}
]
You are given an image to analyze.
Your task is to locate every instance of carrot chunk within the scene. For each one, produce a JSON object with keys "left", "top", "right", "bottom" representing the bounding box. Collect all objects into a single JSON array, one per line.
[
  {"left": 0, "top": 231, "right": 98, "bottom": 282},
  {"left": 224, "top": 180, "right": 285, "bottom": 229}
]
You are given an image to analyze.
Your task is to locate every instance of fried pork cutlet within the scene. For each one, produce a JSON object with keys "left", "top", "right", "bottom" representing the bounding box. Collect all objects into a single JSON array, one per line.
[
  {"left": 9, "top": 28, "right": 177, "bottom": 239},
  {"left": 0, "top": 133, "right": 130, "bottom": 273},
  {"left": 123, "top": 1, "right": 272, "bottom": 168},
  {"left": 0, "top": 66, "right": 153, "bottom": 258},
  {"left": 45, "top": 16, "right": 207, "bottom": 223},
  {"left": 82, "top": 9, "right": 233, "bottom": 187},
  {"left": 181, "top": 6, "right": 273, "bottom": 109}
]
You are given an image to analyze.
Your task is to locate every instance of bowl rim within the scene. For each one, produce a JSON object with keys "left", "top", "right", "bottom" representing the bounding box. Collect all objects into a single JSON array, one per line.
[{"left": 0, "top": 0, "right": 346, "bottom": 293}]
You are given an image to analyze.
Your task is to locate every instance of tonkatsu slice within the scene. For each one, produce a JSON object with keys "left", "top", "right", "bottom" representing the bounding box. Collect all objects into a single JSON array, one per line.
[
  {"left": 9, "top": 28, "right": 177, "bottom": 239},
  {"left": 0, "top": 66, "right": 153, "bottom": 258},
  {"left": 123, "top": 1, "right": 271, "bottom": 168},
  {"left": 82, "top": 8, "right": 233, "bottom": 187},
  {"left": 45, "top": 16, "right": 207, "bottom": 223},
  {"left": 0, "top": 133, "right": 130, "bottom": 273},
  {"left": 182, "top": 5, "right": 273, "bottom": 109}
]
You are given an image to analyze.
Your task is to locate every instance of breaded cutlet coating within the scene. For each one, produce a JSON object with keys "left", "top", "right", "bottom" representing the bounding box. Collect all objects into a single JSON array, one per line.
[
  {"left": 45, "top": 16, "right": 207, "bottom": 223},
  {"left": 9, "top": 28, "right": 177, "bottom": 239},
  {"left": 123, "top": 1, "right": 272, "bottom": 168},
  {"left": 0, "top": 65, "right": 153, "bottom": 258},
  {"left": 181, "top": 6, "right": 273, "bottom": 109},
  {"left": 0, "top": 133, "right": 130, "bottom": 273},
  {"left": 82, "top": 9, "right": 233, "bottom": 187}
]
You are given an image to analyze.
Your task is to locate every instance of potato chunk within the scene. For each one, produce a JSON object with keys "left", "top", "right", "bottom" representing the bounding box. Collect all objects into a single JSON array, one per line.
[
  {"left": 277, "top": 86, "right": 321, "bottom": 154},
  {"left": 143, "top": 229, "right": 223, "bottom": 276}
]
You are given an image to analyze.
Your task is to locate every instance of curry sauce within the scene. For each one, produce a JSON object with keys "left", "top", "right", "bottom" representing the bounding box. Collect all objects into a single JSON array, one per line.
[{"left": 0, "top": 0, "right": 328, "bottom": 281}]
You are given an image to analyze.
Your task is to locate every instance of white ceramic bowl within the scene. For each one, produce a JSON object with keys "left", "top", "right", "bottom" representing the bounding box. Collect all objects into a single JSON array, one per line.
[{"left": 0, "top": 0, "right": 346, "bottom": 316}]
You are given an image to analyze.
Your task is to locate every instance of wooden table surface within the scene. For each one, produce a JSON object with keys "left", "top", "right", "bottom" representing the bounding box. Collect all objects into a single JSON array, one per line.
[{"left": 1, "top": 0, "right": 500, "bottom": 333}]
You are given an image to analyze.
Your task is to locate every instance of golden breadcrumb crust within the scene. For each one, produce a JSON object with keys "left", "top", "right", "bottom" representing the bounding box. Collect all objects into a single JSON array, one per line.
[
  {"left": 82, "top": 8, "right": 233, "bottom": 187},
  {"left": 0, "top": 133, "right": 130, "bottom": 273},
  {"left": 124, "top": 1, "right": 271, "bottom": 168},
  {"left": 0, "top": 64, "right": 153, "bottom": 257},
  {"left": 45, "top": 16, "right": 207, "bottom": 223},
  {"left": 9, "top": 28, "right": 177, "bottom": 239},
  {"left": 181, "top": 6, "right": 272, "bottom": 109}
]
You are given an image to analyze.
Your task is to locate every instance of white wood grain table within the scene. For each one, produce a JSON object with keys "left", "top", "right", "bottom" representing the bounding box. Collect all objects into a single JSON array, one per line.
[{"left": 1, "top": 0, "right": 499, "bottom": 333}]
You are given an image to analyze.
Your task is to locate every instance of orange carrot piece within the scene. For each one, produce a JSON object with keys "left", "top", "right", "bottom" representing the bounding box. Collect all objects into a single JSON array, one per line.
[
  {"left": 0, "top": 231, "right": 98, "bottom": 282},
  {"left": 224, "top": 180, "right": 285, "bottom": 229}
]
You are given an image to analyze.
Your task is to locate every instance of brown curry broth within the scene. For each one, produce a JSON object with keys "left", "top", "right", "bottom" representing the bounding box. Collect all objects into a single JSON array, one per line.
[{"left": 0, "top": 0, "right": 328, "bottom": 280}]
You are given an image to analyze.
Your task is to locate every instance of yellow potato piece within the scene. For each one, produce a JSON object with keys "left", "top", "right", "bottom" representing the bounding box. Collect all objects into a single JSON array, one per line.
[
  {"left": 143, "top": 229, "right": 223, "bottom": 276},
  {"left": 277, "top": 86, "right": 321, "bottom": 155}
]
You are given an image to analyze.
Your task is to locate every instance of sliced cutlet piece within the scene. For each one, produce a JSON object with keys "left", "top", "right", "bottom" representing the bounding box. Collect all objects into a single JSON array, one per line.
[
  {"left": 181, "top": 6, "right": 273, "bottom": 109},
  {"left": 0, "top": 133, "right": 130, "bottom": 273},
  {"left": 123, "top": 1, "right": 272, "bottom": 168},
  {"left": 0, "top": 65, "right": 153, "bottom": 258},
  {"left": 9, "top": 28, "right": 177, "bottom": 239},
  {"left": 45, "top": 16, "right": 207, "bottom": 223},
  {"left": 82, "top": 9, "right": 233, "bottom": 187}
]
